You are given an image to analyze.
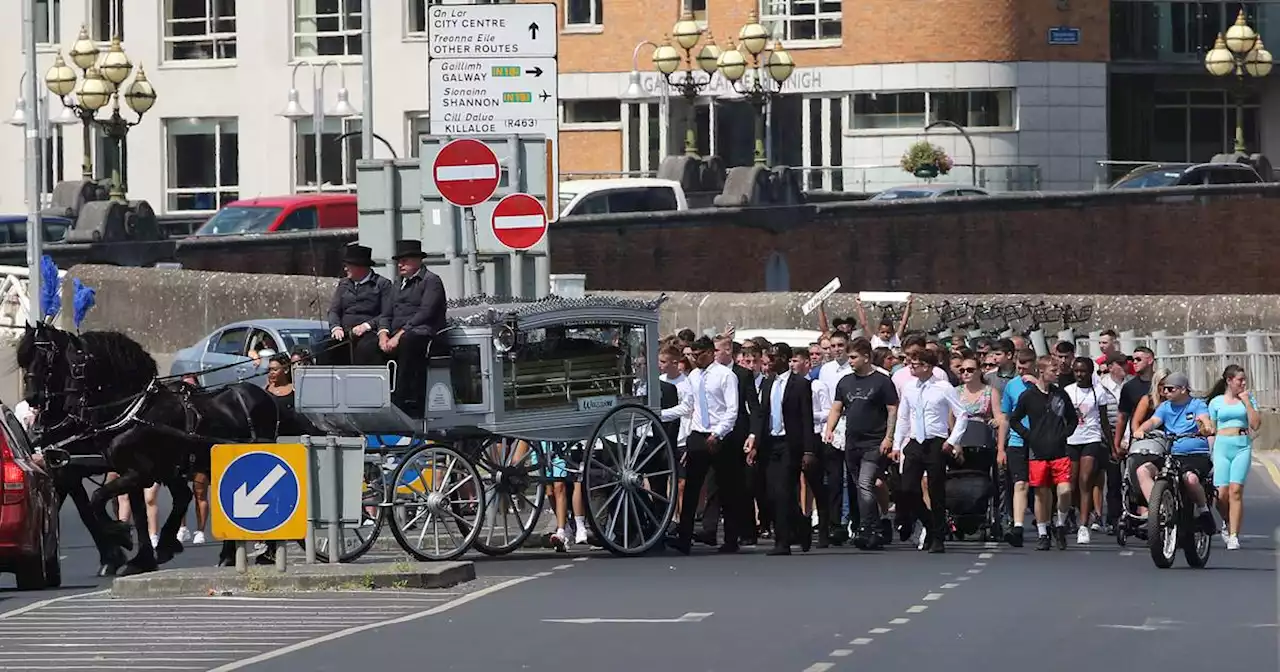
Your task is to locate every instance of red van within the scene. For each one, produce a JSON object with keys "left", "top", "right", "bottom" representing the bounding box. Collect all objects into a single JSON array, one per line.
[{"left": 192, "top": 194, "right": 357, "bottom": 236}]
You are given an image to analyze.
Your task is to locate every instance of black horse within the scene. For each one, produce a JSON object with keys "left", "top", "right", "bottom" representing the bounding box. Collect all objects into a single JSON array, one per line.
[{"left": 19, "top": 323, "right": 281, "bottom": 575}]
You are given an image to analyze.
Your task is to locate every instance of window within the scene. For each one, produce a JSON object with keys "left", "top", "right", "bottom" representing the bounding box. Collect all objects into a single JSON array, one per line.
[
  {"left": 164, "top": 0, "right": 237, "bottom": 61},
  {"left": 90, "top": 126, "right": 121, "bottom": 182},
  {"left": 294, "top": 116, "right": 362, "bottom": 192},
  {"left": 561, "top": 100, "right": 622, "bottom": 127},
  {"left": 565, "top": 0, "right": 603, "bottom": 27},
  {"left": 849, "top": 90, "right": 1014, "bottom": 130},
  {"left": 35, "top": 0, "right": 60, "bottom": 44},
  {"left": 91, "top": 0, "right": 124, "bottom": 41},
  {"left": 277, "top": 206, "right": 319, "bottom": 231},
  {"left": 683, "top": 0, "right": 707, "bottom": 23},
  {"left": 760, "top": 0, "right": 841, "bottom": 43},
  {"left": 406, "top": 112, "right": 430, "bottom": 157},
  {"left": 623, "top": 102, "right": 663, "bottom": 176},
  {"left": 1150, "top": 89, "right": 1260, "bottom": 163},
  {"left": 210, "top": 327, "right": 249, "bottom": 355},
  {"left": 42, "top": 126, "right": 65, "bottom": 203},
  {"left": 165, "top": 117, "right": 239, "bottom": 212},
  {"left": 294, "top": 0, "right": 362, "bottom": 58},
  {"left": 407, "top": 0, "right": 512, "bottom": 36}
]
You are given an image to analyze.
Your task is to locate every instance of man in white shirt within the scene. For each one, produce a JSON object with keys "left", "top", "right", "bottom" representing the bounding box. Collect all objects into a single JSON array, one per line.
[
  {"left": 893, "top": 348, "right": 968, "bottom": 554},
  {"left": 1097, "top": 351, "right": 1130, "bottom": 533},
  {"left": 891, "top": 334, "right": 950, "bottom": 396},
  {"left": 657, "top": 345, "right": 693, "bottom": 528},
  {"left": 816, "top": 330, "right": 854, "bottom": 543},
  {"left": 669, "top": 336, "right": 743, "bottom": 555}
]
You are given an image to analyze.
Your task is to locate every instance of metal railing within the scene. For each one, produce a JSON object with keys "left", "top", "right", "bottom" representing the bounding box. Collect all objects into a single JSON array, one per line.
[
  {"left": 560, "top": 171, "right": 658, "bottom": 181},
  {"left": 0, "top": 264, "right": 69, "bottom": 337},
  {"left": 799, "top": 164, "right": 1042, "bottom": 194}
]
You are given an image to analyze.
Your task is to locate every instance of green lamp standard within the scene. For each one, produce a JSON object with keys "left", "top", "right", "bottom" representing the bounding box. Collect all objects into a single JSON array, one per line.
[
  {"left": 653, "top": 12, "right": 721, "bottom": 156},
  {"left": 716, "top": 12, "right": 794, "bottom": 167},
  {"left": 44, "top": 27, "right": 157, "bottom": 203},
  {"left": 1204, "top": 10, "right": 1271, "bottom": 155}
]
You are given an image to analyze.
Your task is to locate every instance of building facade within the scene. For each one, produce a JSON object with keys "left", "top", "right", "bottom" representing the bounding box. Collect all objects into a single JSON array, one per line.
[{"left": 0, "top": 0, "right": 1277, "bottom": 216}]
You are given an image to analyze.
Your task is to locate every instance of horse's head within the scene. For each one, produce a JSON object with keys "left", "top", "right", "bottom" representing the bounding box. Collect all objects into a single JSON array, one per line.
[{"left": 16, "top": 322, "right": 76, "bottom": 432}]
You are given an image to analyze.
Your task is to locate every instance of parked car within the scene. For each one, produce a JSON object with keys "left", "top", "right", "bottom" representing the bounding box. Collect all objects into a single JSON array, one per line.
[
  {"left": 558, "top": 178, "right": 689, "bottom": 217},
  {"left": 733, "top": 329, "right": 824, "bottom": 350},
  {"left": 868, "top": 185, "right": 990, "bottom": 201},
  {"left": 171, "top": 319, "right": 331, "bottom": 387},
  {"left": 0, "top": 402, "right": 60, "bottom": 589},
  {"left": 0, "top": 215, "right": 72, "bottom": 246},
  {"left": 1109, "top": 162, "right": 1262, "bottom": 189},
  {"left": 191, "top": 194, "right": 357, "bottom": 237}
]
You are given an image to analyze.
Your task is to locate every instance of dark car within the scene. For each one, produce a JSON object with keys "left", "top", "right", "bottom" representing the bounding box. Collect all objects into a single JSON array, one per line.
[
  {"left": 1110, "top": 162, "right": 1263, "bottom": 189},
  {"left": 0, "top": 403, "right": 60, "bottom": 589},
  {"left": 0, "top": 215, "right": 72, "bottom": 246}
]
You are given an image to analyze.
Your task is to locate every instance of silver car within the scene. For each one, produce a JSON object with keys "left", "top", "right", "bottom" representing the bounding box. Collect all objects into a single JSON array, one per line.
[
  {"left": 170, "top": 318, "right": 331, "bottom": 387},
  {"left": 868, "top": 185, "right": 990, "bottom": 201}
]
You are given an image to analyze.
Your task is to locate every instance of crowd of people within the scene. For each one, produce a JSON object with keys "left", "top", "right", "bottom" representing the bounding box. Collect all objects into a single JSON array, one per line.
[{"left": 640, "top": 306, "right": 1261, "bottom": 556}]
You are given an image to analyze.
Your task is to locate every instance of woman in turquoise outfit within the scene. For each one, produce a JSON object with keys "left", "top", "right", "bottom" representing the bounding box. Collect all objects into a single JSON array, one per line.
[{"left": 1206, "top": 364, "right": 1261, "bottom": 550}]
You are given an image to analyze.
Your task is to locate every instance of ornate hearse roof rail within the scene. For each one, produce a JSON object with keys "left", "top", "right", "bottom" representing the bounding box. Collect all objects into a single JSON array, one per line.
[{"left": 445, "top": 294, "right": 667, "bottom": 327}]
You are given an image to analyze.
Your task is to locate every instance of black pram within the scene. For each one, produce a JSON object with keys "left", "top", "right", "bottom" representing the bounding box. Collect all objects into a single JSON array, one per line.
[{"left": 944, "top": 421, "right": 1001, "bottom": 541}]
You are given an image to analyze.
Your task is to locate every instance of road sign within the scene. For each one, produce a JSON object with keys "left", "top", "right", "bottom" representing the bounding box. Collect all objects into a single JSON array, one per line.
[
  {"left": 211, "top": 443, "right": 309, "bottom": 541},
  {"left": 433, "top": 138, "right": 501, "bottom": 207},
  {"left": 491, "top": 192, "right": 548, "bottom": 250},
  {"left": 426, "top": 3, "right": 557, "bottom": 59},
  {"left": 802, "top": 277, "right": 841, "bottom": 315},
  {"left": 429, "top": 58, "right": 558, "bottom": 135}
]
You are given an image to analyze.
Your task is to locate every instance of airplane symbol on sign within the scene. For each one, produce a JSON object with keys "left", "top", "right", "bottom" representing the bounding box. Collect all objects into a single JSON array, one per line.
[{"left": 540, "top": 90, "right": 550, "bottom": 102}]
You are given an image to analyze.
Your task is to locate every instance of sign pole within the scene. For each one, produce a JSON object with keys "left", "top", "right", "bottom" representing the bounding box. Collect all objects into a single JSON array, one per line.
[
  {"left": 326, "top": 435, "right": 340, "bottom": 565},
  {"left": 276, "top": 541, "right": 288, "bottom": 573},
  {"left": 302, "top": 434, "right": 317, "bottom": 565},
  {"left": 21, "top": 0, "right": 43, "bottom": 327},
  {"left": 464, "top": 206, "right": 482, "bottom": 297},
  {"left": 235, "top": 542, "right": 247, "bottom": 574}
]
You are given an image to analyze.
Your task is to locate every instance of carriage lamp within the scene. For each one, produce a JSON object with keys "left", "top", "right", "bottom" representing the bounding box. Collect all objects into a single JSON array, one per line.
[
  {"left": 493, "top": 325, "right": 517, "bottom": 354},
  {"left": 45, "top": 28, "right": 158, "bottom": 203},
  {"left": 717, "top": 11, "right": 795, "bottom": 167},
  {"left": 1204, "top": 9, "right": 1271, "bottom": 154}
]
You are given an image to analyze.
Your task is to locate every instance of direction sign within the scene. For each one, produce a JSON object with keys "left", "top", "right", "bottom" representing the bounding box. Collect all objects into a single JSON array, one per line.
[
  {"left": 433, "top": 138, "right": 501, "bottom": 207},
  {"left": 491, "top": 192, "right": 548, "bottom": 250},
  {"left": 211, "top": 443, "right": 309, "bottom": 541},
  {"left": 427, "top": 3, "right": 557, "bottom": 59},
  {"left": 429, "top": 58, "right": 558, "bottom": 135}
]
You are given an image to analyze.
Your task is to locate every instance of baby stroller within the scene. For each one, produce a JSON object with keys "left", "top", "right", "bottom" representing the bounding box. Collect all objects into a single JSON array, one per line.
[
  {"left": 1116, "top": 431, "right": 1170, "bottom": 547},
  {"left": 945, "top": 422, "right": 1001, "bottom": 542}
]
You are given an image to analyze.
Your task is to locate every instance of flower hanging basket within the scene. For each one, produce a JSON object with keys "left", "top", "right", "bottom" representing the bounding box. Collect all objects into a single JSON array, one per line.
[{"left": 900, "top": 140, "right": 953, "bottom": 178}]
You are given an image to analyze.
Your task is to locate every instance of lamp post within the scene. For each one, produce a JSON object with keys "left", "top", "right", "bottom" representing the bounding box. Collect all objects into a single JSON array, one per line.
[
  {"left": 651, "top": 12, "right": 721, "bottom": 157},
  {"left": 1204, "top": 9, "right": 1272, "bottom": 155},
  {"left": 716, "top": 12, "right": 794, "bottom": 167},
  {"left": 44, "top": 27, "right": 157, "bottom": 203},
  {"left": 279, "top": 61, "right": 361, "bottom": 192},
  {"left": 624, "top": 40, "right": 671, "bottom": 169},
  {"left": 8, "top": 73, "right": 78, "bottom": 205}
]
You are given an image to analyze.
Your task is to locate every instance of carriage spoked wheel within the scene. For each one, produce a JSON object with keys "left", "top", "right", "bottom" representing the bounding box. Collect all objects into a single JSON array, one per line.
[
  {"left": 387, "top": 443, "right": 486, "bottom": 561},
  {"left": 470, "top": 437, "right": 548, "bottom": 556},
  {"left": 580, "top": 404, "right": 677, "bottom": 556},
  {"left": 296, "top": 458, "right": 385, "bottom": 563}
]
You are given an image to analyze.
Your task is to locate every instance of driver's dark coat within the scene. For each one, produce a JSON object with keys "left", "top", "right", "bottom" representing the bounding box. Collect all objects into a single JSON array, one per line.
[
  {"left": 327, "top": 272, "right": 392, "bottom": 332},
  {"left": 379, "top": 267, "right": 447, "bottom": 337}
]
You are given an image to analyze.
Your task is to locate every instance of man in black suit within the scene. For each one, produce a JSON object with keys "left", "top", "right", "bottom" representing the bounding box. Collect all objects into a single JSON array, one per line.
[
  {"left": 326, "top": 244, "right": 392, "bottom": 366},
  {"left": 378, "top": 239, "right": 447, "bottom": 416},
  {"left": 748, "top": 344, "right": 822, "bottom": 555},
  {"left": 698, "top": 335, "right": 761, "bottom": 545}
]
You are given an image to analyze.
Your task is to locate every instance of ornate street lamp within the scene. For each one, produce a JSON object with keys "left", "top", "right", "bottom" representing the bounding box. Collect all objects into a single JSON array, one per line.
[
  {"left": 1204, "top": 9, "right": 1272, "bottom": 155},
  {"left": 653, "top": 11, "right": 721, "bottom": 157},
  {"left": 717, "top": 11, "right": 794, "bottom": 167},
  {"left": 45, "top": 27, "right": 158, "bottom": 202}
]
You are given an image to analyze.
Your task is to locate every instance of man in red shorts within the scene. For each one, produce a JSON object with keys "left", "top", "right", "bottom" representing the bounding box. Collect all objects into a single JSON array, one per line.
[{"left": 1008, "top": 355, "right": 1079, "bottom": 550}]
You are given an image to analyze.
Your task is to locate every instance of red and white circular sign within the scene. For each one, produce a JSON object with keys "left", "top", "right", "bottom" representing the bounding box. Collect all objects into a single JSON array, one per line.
[
  {"left": 491, "top": 193, "right": 548, "bottom": 250},
  {"left": 432, "top": 139, "right": 500, "bottom": 207}
]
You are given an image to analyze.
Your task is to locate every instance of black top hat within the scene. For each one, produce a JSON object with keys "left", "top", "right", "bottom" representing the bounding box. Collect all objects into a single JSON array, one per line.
[
  {"left": 342, "top": 244, "right": 375, "bottom": 267},
  {"left": 391, "top": 239, "right": 428, "bottom": 260}
]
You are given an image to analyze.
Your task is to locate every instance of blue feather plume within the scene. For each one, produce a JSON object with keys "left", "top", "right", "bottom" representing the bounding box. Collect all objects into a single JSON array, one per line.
[
  {"left": 72, "top": 278, "right": 96, "bottom": 330},
  {"left": 39, "top": 255, "right": 60, "bottom": 321}
]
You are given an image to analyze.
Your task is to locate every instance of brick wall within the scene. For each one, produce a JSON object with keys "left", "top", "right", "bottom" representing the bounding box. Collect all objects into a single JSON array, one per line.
[
  {"left": 547, "top": 185, "right": 1280, "bottom": 295},
  {"left": 561, "top": 129, "right": 624, "bottom": 176}
]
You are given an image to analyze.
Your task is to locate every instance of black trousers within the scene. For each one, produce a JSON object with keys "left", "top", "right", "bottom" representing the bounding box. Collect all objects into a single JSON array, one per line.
[
  {"left": 700, "top": 434, "right": 753, "bottom": 542},
  {"left": 767, "top": 442, "right": 828, "bottom": 549},
  {"left": 679, "top": 432, "right": 747, "bottom": 547},
  {"left": 745, "top": 455, "right": 771, "bottom": 535},
  {"left": 390, "top": 332, "right": 430, "bottom": 415},
  {"left": 847, "top": 445, "right": 887, "bottom": 535},
  {"left": 823, "top": 444, "right": 848, "bottom": 528},
  {"left": 899, "top": 438, "right": 948, "bottom": 541},
  {"left": 1104, "top": 456, "right": 1123, "bottom": 525}
]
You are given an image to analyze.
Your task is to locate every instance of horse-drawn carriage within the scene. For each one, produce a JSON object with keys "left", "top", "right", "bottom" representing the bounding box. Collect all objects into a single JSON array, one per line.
[{"left": 293, "top": 294, "right": 678, "bottom": 562}]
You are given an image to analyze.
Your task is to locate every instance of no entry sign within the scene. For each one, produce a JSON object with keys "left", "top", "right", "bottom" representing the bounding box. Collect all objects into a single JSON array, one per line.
[
  {"left": 491, "top": 193, "right": 548, "bottom": 250},
  {"left": 433, "top": 139, "right": 500, "bottom": 207}
]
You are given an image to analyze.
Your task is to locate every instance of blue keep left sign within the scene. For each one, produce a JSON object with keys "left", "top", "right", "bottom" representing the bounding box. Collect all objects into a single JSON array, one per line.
[{"left": 212, "top": 445, "right": 309, "bottom": 540}]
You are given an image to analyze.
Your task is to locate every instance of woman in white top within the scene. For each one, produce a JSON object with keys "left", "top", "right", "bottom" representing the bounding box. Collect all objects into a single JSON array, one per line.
[{"left": 1063, "top": 357, "right": 1116, "bottom": 545}]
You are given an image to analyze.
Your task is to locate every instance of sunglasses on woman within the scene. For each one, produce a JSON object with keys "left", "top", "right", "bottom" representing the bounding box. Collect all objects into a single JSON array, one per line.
[{"left": 959, "top": 367, "right": 978, "bottom": 374}]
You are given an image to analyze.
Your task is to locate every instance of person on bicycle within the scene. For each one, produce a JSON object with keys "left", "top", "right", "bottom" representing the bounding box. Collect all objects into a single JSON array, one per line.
[{"left": 1133, "top": 372, "right": 1216, "bottom": 535}]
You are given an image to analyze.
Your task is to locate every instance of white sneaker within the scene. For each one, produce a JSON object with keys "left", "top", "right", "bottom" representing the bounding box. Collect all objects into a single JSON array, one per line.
[
  {"left": 1076, "top": 527, "right": 1091, "bottom": 545},
  {"left": 551, "top": 531, "right": 568, "bottom": 552},
  {"left": 1226, "top": 535, "right": 1241, "bottom": 550},
  {"left": 811, "top": 510, "right": 820, "bottom": 527},
  {"left": 574, "top": 527, "right": 589, "bottom": 545},
  {"left": 149, "top": 534, "right": 160, "bottom": 548},
  {"left": 176, "top": 526, "right": 191, "bottom": 543},
  {"left": 191, "top": 531, "right": 206, "bottom": 545},
  {"left": 917, "top": 526, "right": 929, "bottom": 551}
]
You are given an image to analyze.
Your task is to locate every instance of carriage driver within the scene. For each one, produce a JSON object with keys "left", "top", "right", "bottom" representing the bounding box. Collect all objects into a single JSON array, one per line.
[
  {"left": 327, "top": 244, "right": 393, "bottom": 366},
  {"left": 378, "top": 239, "right": 447, "bottom": 416}
]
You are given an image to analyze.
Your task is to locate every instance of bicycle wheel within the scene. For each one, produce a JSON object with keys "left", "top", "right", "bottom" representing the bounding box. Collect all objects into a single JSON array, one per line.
[
  {"left": 387, "top": 443, "right": 486, "bottom": 561},
  {"left": 296, "top": 456, "right": 386, "bottom": 563},
  {"left": 472, "top": 437, "right": 548, "bottom": 556}
]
